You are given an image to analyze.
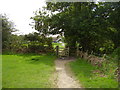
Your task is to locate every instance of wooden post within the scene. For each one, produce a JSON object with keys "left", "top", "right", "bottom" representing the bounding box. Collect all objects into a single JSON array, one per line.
[
  {"left": 56, "top": 46, "right": 59, "bottom": 57},
  {"left": 76, "top": 46, "right": 79, "bottom": 57},
  {"left": 91, "top": 51, "right": 93, "bottom": 55},
  {"left": 67, "top": 47, "right": 69, "bottom": 58}
]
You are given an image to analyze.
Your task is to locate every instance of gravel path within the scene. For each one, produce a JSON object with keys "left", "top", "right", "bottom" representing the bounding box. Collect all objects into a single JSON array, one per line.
[{"left": 55, "top": 58, "right": 82, "bottom": 88}]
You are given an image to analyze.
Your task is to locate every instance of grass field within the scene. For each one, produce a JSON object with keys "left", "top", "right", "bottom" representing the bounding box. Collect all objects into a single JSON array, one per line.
[
  {"left": 2, "top": 54, "right": 56, "bottom": 88},
  {"left": 69, "top": 58, "right": 118, "bottom": 88},
  {"left": 52, "top": 43, "right": 65, "bottom": 48}
]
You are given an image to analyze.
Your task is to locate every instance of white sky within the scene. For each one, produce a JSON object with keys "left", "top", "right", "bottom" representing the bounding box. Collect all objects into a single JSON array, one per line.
[{"left": 0, "top": 0, "right": 46, "bottom": 35}]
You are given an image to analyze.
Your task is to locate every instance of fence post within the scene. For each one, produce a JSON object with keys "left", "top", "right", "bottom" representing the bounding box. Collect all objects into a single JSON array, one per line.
[
  {"left": 76, "top": 46, "right": 79, "bottom": 57},
  {"left": 67, "top": 47, "right": 69, "bottom": 58},
  {"left": 56, "top": 46, "right": 59, "bottom": 57}
]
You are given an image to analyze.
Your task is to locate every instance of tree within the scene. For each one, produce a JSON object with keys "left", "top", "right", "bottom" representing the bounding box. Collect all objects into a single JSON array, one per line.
[
  {"left": 31, "top": 2, "right": 120, "bottom": 55},
  {"left": 31, "top": 8, "right": 51, "bottom": 37},
  {"left": 107, "top": 2, "right": 120, "bottom": 48},
  {"left": 1, "top": 14, "right": 16, "bottom": 51}
]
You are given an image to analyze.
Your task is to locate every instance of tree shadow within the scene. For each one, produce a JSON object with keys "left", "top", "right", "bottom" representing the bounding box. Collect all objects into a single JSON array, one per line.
[
  {"left": 17, "top": 53, "right": 56, "bottom": 67},
  {"left": 2, "top": 52, "right": 56, "bottom": 67}
]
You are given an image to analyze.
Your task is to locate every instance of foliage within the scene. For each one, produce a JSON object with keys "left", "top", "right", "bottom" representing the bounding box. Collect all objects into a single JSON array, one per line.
[
  {"left": 69, "top": 58, "right": 118, "bottom": 88},
  {"left": 2, "top": 54, "right": 56, "bottom": 88},
  {"left": 30, "top": 9, "right": 50, "bottom": 36},
  {"left": 31, "top": 2, "right": 120, "bottom": 55},
  {"left": 112, "top": 47, "right": 120, "bottom": 60},
  {"left": 1, "top": 14, "right": 17, "bottom": 50},
  {"left": 10, "top": 35, "right": 26, "bottom": 52},
  {"left": 1, "top": 14, "right": 54, "bottom": 54},
  {"left": 24, "top": 32, "right": 53, "bottom": 53}
]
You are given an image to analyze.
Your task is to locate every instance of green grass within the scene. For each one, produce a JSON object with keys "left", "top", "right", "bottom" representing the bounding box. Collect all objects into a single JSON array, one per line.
[
  {"left": 2, "top": 54, "right": 56, "bottom": 88},
  {"left": 52, "top": 43, "right": 65, "bottom": 48},
  {"left": 69, "top": 58, "right": 118, "bottom": 88}
]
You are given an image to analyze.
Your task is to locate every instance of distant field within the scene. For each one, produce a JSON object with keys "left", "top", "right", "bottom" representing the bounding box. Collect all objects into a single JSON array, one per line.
[
  {"left": 52, "top": 43, "right": 66, "bottom": 48},
  {"left": 2, "top": 54, "right": 56, "bottom": 88},
  {"left": 69, "top": 58, "right": 118, "bottom": 88}
]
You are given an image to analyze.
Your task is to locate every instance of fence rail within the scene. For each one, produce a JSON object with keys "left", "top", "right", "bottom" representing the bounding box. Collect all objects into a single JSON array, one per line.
[
  {"left": 55, "top": 46, "right": 69, "bottom": 58},
  {"left": 55, "top": 46, "right": 105, "bottom": 66}
]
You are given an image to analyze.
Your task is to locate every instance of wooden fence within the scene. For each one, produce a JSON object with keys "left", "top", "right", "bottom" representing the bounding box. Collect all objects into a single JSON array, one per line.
[
  {"left": 56, "top": 46, "right": 105, "bottom": 66},
  {"left": 56, "top": 46, "right": 69, "bottom": 59}
]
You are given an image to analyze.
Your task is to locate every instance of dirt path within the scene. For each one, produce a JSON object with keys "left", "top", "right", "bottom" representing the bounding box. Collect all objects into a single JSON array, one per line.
[{"left": 55, "top": 58, "right": 82, "bottom": 88}]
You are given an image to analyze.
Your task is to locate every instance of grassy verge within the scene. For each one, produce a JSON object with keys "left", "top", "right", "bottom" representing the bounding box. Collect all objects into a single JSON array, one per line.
[
  {"left": 69, "top": 58, "right": 118, "bottom": 88},
  {"left": 2, "top": 54, "right": 56, "bottom": 88}
]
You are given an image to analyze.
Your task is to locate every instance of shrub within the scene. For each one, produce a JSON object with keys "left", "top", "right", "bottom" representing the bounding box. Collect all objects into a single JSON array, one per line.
[{"left": 24, "top": 34, "right": 54, "bottom": 54}]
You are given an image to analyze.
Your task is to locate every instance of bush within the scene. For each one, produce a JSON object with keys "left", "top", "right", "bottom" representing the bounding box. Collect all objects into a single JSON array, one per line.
[
  {"left": 28, "top": 42, "right": 45, "bottom": 53},
  {"left": 112, "top": 47, "right": 120, "bottom": 60},
  {"left": 25, "top": 36, "right": 54, "bottom": 54}
]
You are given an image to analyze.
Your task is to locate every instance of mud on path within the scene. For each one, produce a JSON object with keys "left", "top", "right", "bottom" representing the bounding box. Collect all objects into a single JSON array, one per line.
[{"left": 55, "top": 58, "right": 82, "bottom": 88}]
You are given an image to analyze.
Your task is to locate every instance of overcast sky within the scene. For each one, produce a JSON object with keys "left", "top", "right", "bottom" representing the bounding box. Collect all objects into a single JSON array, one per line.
[
  {"left": 1, "top": 0, "right": 115, "bottom": 35},
  {"left": 0, "top": 0, "right": 46, "bottom": 35}
]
